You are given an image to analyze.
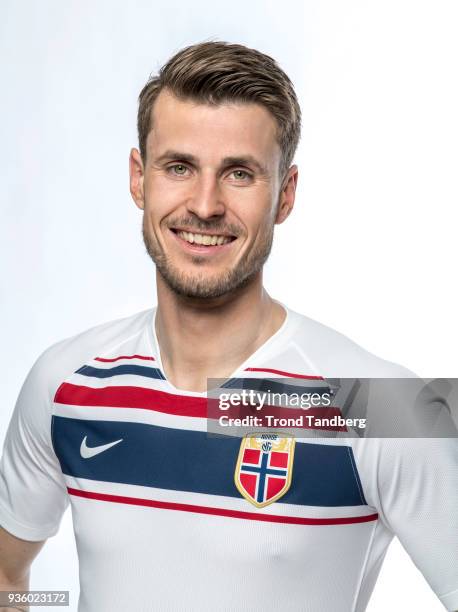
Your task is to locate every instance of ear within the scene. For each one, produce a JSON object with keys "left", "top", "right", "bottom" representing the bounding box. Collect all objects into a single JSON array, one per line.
[
  {"left": 129, "top": 148, "right": 145, "bottom": 210},
  {"left": 275, "top": 165, "right": 298, "bottom": 225}
]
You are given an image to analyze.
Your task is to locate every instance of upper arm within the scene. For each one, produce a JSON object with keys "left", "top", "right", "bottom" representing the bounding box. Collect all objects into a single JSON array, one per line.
[
  {"left": 0, "top": 526, "right": 45, "bottom": 584},
  {"left": 0, "top": 348, "right": 69, "bottom": 542},
  {"left": 361, "top": 437, "right": 458, "bottom": 611}
]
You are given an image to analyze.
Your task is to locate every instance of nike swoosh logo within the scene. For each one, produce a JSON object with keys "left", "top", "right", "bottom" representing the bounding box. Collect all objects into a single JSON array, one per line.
[{"left": 80, "top": 435, "right": 123, "bottom": 459}]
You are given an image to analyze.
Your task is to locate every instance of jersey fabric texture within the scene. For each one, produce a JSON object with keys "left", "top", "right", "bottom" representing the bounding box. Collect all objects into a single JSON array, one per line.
[{"left": 0, "top": 305, "right": 457, "bottom": 612}]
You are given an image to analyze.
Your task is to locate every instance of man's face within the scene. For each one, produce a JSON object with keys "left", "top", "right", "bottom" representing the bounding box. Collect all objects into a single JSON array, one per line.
[{"left": 130, "top": 89, "right": 296, "bottom": 299}]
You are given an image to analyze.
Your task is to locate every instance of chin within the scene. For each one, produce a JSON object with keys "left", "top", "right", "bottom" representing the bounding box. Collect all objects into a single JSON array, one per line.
[{"left": 159, "top": 266, "right": 254, "bottom": 300}]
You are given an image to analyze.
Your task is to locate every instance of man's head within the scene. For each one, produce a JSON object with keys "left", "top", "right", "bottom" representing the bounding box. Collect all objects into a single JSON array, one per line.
[{"left": 130, "top": 41, "right": 301, "bottom": 300}]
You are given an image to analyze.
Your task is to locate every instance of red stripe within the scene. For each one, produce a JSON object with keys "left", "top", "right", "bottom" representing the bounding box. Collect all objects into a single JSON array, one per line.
[
  {"left": 244, "top": 367, "right": 323, "bottom": 380},
  {"left": 55, "top": 384, "right": 207, "bottom": 417},
  {"left": 54, "top": 383, "right": 345, "bottom": 429},
  {"left": 67, "top": 488, "right": 378, "bottom": 526},
  {"left": 95, "top": 355, "right": 155, "bottom": 362}
]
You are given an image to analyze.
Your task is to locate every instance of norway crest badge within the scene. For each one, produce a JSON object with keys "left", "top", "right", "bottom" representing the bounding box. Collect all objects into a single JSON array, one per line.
[{"left": 234, "top": 433, "right": 295, "bottom": 508}]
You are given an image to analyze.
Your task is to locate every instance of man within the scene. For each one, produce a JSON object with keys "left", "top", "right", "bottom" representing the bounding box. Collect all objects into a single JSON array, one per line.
[{"left": 0, "top": 41, "right": 457, "bottom": 612}]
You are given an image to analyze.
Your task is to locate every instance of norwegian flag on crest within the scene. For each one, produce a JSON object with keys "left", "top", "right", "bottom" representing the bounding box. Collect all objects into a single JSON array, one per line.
[{"left": 234, "top": 434, "right": 295, "bottom": 508}]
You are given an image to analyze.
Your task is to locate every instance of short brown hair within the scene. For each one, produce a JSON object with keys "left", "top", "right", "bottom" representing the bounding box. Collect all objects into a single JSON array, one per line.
[{"left": 137, "top": 41, "right": 301, "bottom": 180}]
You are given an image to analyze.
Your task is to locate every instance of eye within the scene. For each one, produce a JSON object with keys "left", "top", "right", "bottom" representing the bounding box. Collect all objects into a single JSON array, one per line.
[
  {"left": 168, "top": 164, "right": 189, "bottom": 176},
  {"left": 231, "top": 169, "right": 251, "bottom": 180}
]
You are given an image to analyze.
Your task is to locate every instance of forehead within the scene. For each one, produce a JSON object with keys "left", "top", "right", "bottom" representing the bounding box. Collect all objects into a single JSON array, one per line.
[{"left": 147, "top": 89, "right": 280, "bottom": 163}]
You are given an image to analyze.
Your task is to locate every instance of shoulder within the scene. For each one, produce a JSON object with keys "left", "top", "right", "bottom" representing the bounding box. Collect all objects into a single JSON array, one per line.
[
  {"left": 27, "top": 308, "right": 153, "bottom": 400},
  {"left": 284, "top": 305, "right": 414, "bottom": 378}
]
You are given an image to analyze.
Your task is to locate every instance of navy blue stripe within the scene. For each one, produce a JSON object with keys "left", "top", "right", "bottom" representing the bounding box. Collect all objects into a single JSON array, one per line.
[
  {"left": 75, "top": 365, "right": 166, "bottom": 380},
  {"left": 52, "top": 416, "right": 367, "bottom": 507}
]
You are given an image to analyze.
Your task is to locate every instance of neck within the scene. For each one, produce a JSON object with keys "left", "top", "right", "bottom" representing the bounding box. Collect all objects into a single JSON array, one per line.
[{"left": 154, "top": 271, "right": 286, "bottom": 392}]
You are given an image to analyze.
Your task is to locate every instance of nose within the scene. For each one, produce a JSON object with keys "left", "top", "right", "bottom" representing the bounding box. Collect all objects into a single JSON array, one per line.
[{"left": 186, "top": 171, "right": 226, "bottom": 220}]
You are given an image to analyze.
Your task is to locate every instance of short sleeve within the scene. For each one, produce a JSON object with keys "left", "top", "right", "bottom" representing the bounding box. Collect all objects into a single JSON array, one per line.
[
  {"left": 0, "top": 348, "right": 69, "bottom": 541},
  {"left": 364, "top": 437, "right": 458, "bottom": 610}
]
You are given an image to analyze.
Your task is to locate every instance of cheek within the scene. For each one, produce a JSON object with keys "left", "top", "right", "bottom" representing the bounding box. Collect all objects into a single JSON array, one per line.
[
  {"left": 143, "top": 176, "right": 183, "bottom": 222},
  {"left": 230, "top": 190, "right": 276, "bottom": 235}
]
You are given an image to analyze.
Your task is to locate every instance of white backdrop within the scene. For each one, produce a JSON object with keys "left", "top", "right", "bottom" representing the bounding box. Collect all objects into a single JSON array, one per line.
[{"left": 1, "top": 1, "right": 457, "bottom": 610}]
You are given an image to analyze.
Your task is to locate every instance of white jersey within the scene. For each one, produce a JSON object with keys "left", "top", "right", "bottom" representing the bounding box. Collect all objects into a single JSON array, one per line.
[{"left": 0, "top": 305, "right": 457, "bottom": 611}]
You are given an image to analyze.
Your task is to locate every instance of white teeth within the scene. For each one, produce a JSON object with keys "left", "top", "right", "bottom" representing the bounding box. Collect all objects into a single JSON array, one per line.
[{"left": 177, "top": 231, "right": 233, "bottom": 246}]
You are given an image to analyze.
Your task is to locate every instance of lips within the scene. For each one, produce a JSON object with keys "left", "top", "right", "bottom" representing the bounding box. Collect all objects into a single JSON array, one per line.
[
  {"left": 169, "top": 228, "right": 237, "bottom": 253},
  {"left": 175, "top": 230, "right": 235, "bottom": 246}
]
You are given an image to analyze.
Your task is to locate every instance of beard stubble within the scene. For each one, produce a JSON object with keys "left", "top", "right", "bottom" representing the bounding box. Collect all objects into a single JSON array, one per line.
[{"left": 142, "top": 217, "right": 275, "bottom": 299}]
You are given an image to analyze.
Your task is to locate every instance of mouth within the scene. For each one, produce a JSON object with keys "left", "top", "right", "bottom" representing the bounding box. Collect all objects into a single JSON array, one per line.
[{"left": 169, "top": 228, "right": 237, "bottom": 253}]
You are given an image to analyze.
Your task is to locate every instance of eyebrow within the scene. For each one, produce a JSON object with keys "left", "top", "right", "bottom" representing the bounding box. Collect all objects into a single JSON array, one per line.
[{"left": 153, "top": 150, "right": 269, "bottom": 176}]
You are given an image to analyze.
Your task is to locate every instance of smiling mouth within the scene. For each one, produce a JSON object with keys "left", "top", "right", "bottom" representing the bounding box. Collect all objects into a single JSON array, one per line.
[{"left": 171, "top": 228, "right": 237, "bottom": 246}]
